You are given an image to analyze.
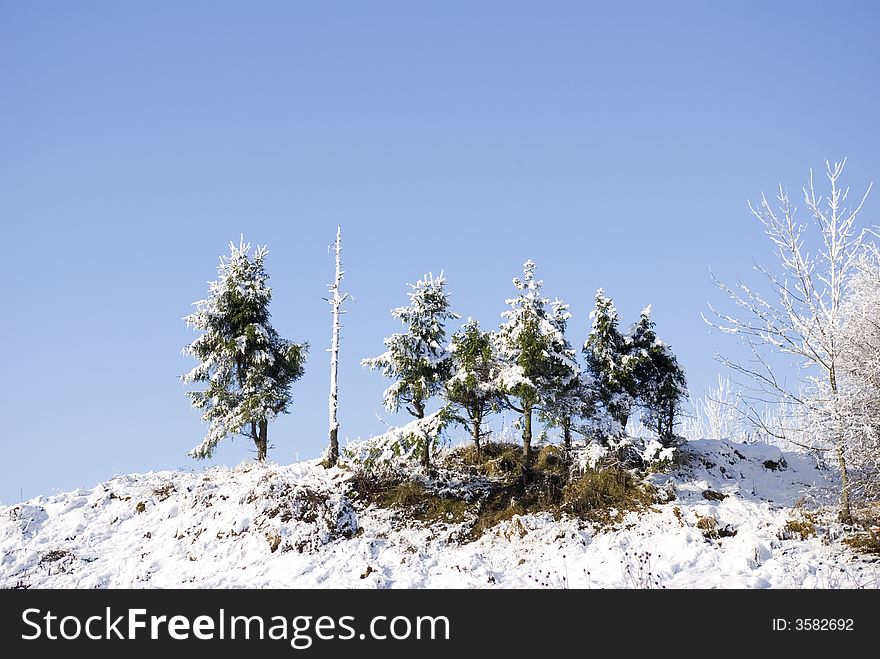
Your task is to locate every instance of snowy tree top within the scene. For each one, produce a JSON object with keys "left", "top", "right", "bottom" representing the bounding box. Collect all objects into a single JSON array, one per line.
[{"left": 588, "top": 289, "right": 619, "bottom": 332}]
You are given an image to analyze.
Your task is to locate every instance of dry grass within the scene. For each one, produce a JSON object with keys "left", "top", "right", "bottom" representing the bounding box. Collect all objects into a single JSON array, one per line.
[
  {"left": 781, "top": 518, "right": 816, "bottom": 541},
  {"left": 356, "top": 442, "right": 660, "bottom": 539},
  {"left": 843, "top": 531, "right": 880, "bottom": 555},
  {"left": 561, "top": 467, "right": 656, "bottom": 525},
  {"left": 349, "top": 476, "right": 470, "bottom": 524}
]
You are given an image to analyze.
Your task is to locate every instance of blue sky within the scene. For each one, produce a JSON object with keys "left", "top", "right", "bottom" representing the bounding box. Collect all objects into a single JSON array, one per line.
[{"left": 2, "top": 1, "right": 879, "bottom": 503}]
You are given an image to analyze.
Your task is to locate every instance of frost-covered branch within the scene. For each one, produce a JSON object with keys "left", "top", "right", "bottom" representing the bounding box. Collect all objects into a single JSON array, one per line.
[{"left": 707, "top": 160, "right": 873, "bottom": 521}]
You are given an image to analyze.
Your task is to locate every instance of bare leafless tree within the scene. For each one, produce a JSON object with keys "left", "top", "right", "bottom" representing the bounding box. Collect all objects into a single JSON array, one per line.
[
  {"left": 324, "top": 226, "right": 350, "bottom": 467},
  {"left": 706, "top": 159, "right": 872, "bottom": 522}
]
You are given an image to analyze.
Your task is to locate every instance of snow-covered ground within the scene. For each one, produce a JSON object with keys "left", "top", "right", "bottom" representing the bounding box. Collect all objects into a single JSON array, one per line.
[{"left": 2, "top": 439, "right": 878, "bottom": 588}]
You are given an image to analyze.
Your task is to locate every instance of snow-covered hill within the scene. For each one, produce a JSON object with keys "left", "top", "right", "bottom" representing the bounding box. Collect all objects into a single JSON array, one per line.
[{"left": 2, "top": 440, "right": 878, "bottom": 588}]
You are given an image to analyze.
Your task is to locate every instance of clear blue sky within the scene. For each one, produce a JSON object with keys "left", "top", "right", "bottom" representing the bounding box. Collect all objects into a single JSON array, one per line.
[{"left": 2, "top": 1, "right": 878, "bottom": 503}]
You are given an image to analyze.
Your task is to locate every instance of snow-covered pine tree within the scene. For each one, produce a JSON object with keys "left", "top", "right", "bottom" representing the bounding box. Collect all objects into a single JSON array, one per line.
[
  {"left": 325, "top": 226, "right": 350, "bottom": 468},
  {"left": 362, "top": 272, "right": 460, "bottom": 469},
  {"left": 495, "top": 261, "right": 580, "bottom": 467},
  {"left": 629, "top": 306, "right": 687, "bottom": 445},
  {"left": 446, "top": 319, "right": 501, "bottom": 461},
  {"left": 182, "top": 238, "right": 307, "bottom": 462},
  {"left": 539, "top": 298, "right": 593, "bottom": 452},
  {"left": 584, "top": 289, "right": 634, "bottom": 433}
]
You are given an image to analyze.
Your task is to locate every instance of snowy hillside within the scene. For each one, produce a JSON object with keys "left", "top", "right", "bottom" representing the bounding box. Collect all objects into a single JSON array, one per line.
[{"left": 2, "top": 440, "right": 878, "bottom": 589}]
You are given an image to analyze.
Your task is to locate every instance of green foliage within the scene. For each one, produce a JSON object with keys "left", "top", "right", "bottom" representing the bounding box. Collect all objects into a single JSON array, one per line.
[
  {"left": 629, "top": 309, "right": 687, "bottom": 444},
  {"left": 584, "top": 290, "right": 635, "bottom": 430},
  {"left": 585, "top": 294, "right": 687, "bottom": 443},
  {"left": 340, "top": 409, "right": 452, "bottom": 475},
  {"left": 539, "top": 300, "right": 594, "bottom": 444},
  {"left": 182, "top": 239, "right": 307, "bottom": 460},
  {"left": 362, "top": 273, "right": 459, "bottom": 418},
  {"left": 495, "top": 261, "right": 580, "bottom": 462},
  {"left": 445, "top": 320, "right": 501, "bottom": 452}
]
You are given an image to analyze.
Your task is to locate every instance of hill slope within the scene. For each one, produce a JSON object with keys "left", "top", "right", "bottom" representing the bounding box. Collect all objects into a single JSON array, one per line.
[{"left": 2, "top": 440, "right": 878, "bottom": 588}]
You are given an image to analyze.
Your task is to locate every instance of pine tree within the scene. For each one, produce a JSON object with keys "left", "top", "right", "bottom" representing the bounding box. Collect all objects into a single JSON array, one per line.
[
  {"left": 362, "top": 272, "right": 459, "bottom": 469},
  {"left": 584, "top": 289, "right": 634, "bottom": 432},
  {"left": 495, "top": 261, "right": 579, "bottom": 467},
  {"left": 182, "top": 238, "right": 307, "bottom": 461},
  {"left": 539, "top": 299, "right": 593, "bottom": 452},
  {"left": 629, "top": 307, "right": 687, "bottom": 445},
  {"left": 446, "top": 319, "right": 501, "bottom": 461}
]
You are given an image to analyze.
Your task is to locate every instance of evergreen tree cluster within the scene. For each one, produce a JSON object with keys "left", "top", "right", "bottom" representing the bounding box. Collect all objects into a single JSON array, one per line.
[{"left": 364, "top": 260, "right": 688, "bottom": 470}]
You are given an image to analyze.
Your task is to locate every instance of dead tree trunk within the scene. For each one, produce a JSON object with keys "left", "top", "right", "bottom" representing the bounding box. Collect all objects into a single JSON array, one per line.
[{"left": 325, "top": 225, "right": 349, "bottom": 468}]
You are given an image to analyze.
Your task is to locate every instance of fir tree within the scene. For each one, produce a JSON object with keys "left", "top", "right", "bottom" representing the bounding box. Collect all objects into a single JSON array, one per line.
[
  {"left": 495, "top": 261, "right": 579, "bottom": 467},
  {"left": 539, "top": 299, "right": 593, "bottom": 452},
  {"left": 629, "top": 307, "right": 687, "bottom": 445},
  {"left": 446, "top": 319, "right": 501, "bottom": 461},
  {"left": 362, "top": 272, "right": 459, "bottom": 469},
  {"left": 584, "top": 289, "right": 634, "bottom": 432},
  {"left": 182, "top": 238, "right": 307, "bottom": 461}
]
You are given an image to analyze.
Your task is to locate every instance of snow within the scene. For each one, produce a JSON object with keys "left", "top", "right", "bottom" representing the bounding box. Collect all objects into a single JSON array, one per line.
[
  {"left": 340, "top": 411, "right": 447, "bottom": 469},
  {"left": 2, "top": 440, "right": 877, "bottom": 589}
]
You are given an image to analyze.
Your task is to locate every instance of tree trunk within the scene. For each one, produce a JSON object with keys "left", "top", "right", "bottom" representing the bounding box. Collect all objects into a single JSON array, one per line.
[
  {"left": 563, "top": 417, "right": 572, "bottom": 453},
  {"left": 413, "top": 399, "right": 430, "bottom": 470},
  {"left": 472, "top": 414, "right": 482, "bottom": 462},
  {"left": 836, "top": 443, "right": 852, "bottom": 523},
  {"left": 830, "top": 371, "right": 853, "bottom": 523},
  {"left": 325, "top": 225, "right": 346, "bottom": 469},
  {"left": 522, "top": 403, "right": 533, "bottom": 469},
  {"left": 327, "top": 427, "right": 339, "bottom": 468},
  {"left": 659, "top": 400, "right": 672, "bottom": 446},
  {"left": 255, "top": 419, "right": 268, "bottom": 462}
]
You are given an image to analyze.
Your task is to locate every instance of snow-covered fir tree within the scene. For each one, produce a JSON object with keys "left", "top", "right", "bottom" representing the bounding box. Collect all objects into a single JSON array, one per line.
[
  {"left": 182, "top": 238, "right": 307, "bottom": 461},
  {"left": 495, "top": 261, "right": 579, "bottom": 467},
  {"left": 445, "top": 319, "right": 502, "bottom": 461},
  {"left": 362, "top": 272, "right": 460, "bottom": 469},
  {"left": 629, "top": 306, "right": 687, "bottom": 445},
  {"left": 584, "top": 289, "right": 634, "bottom": 432},
  {"left": 539, "top": 298, "right": 594, "bottom": 452}
]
